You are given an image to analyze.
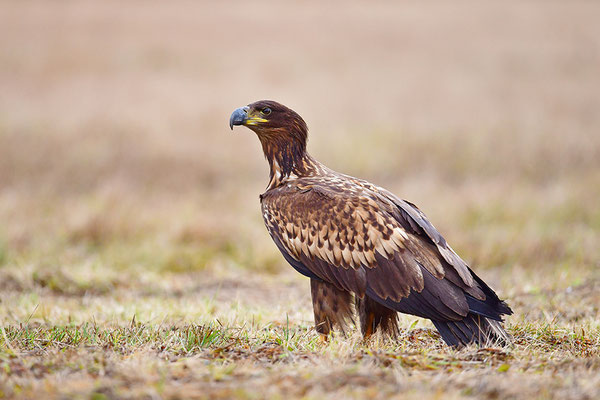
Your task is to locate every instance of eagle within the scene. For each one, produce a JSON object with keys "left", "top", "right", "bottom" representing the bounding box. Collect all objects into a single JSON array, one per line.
[{"left": 229, "top": 100, "right": 512, "bottom": 347}]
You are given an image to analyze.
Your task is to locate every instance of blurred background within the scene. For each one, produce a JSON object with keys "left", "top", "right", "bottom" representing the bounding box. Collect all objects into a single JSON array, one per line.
[{"left": 1, "top": 1, "right": 599, "bottom": 323}]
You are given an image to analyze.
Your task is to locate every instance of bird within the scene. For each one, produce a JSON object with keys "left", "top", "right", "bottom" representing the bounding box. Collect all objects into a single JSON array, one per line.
[{"left": 229, "top": 100, "right": 512, "bottom": 347}]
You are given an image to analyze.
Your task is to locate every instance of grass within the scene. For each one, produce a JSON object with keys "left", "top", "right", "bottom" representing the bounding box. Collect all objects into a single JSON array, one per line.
[
  {"left": 1, "top": 232, "right": 598, "bottom": 399},
  {"left": 1, "top": 318, "right": 599, "bottom": 398},
  {"left": 1, "top": 1, "right": 600, "bottom": 399}
]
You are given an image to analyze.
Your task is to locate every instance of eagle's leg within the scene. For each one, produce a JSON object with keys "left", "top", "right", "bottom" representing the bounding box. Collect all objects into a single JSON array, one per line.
[
  {"left": 310, "top": 278, "right": 354, "bottom": 339},
  {"left": 356, "top": 296, "right": 399, "bottom": 339}
]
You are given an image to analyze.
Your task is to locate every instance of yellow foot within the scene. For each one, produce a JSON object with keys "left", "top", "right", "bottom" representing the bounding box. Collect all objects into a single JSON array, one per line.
[{"left": 319, "top": 334, "right": 329, "bottom": 344}]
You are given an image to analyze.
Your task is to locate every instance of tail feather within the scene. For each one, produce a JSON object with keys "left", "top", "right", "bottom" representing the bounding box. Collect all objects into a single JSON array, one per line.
[
  {"left": 432, "top": 313, "right": 512, "bottom": 348},
  {"left": 486, "top": 319, "right": 512, "bottom": 344}
]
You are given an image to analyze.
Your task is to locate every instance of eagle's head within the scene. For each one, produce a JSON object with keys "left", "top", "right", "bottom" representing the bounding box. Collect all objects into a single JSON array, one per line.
[
  {"left": 230, "top": 100, "right": 315, "bottom": 180},
  {"left": 229, "top": 100, "right": 308, "bottom": 149}
]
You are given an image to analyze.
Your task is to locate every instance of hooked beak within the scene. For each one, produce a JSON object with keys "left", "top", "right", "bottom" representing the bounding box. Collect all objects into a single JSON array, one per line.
[{"left": 229, "top": 106, "right": 249, "bottom": 130}]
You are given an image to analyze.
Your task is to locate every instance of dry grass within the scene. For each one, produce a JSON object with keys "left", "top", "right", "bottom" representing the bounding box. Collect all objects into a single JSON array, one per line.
[{"left": 1, "top": 1, "right": 600, "bottom": 399}]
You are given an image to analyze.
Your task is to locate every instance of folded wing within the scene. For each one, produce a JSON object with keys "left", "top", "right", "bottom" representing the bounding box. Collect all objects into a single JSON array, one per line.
[{"left": 261, "top": 179, "right": 506, "bottom": 324}]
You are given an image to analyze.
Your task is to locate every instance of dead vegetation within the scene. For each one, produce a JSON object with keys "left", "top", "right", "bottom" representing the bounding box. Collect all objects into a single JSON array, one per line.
[{"left": 1, "top": 1, "right": 600, "bottom": 399}]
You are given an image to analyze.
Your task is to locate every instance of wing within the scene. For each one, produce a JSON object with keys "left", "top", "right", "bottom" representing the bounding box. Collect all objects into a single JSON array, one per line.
[
  {"left": 261, "top": 179, "right": 487, "bottom": 322},
  {"left": 375, "top": 187, "right": 474, "bottom": 287}
]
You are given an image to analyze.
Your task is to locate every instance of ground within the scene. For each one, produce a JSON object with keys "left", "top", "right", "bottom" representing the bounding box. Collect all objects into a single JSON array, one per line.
[{"left": 1, "top": 1, "right": 600, "bottom": 399}]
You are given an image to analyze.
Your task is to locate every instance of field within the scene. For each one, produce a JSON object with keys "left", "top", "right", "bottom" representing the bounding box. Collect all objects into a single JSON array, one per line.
[{"left": 1, "top": 1, "right": 600, "bottom": 399}]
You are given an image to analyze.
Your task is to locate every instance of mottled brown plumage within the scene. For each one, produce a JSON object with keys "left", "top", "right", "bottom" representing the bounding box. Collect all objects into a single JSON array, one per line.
[{"left": 229, "top": 100, "right": 512, "bottom": 347}]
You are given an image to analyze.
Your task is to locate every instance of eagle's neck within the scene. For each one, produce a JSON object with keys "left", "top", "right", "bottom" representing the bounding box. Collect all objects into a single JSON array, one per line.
[{"left": 259, "top": 133, "right": 322, "bottom": 190}]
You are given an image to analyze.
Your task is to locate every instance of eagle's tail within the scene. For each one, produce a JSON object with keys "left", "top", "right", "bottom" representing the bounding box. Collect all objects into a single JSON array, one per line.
[{"left": 432, "top": 313, "right": 512, "bottom": 348}]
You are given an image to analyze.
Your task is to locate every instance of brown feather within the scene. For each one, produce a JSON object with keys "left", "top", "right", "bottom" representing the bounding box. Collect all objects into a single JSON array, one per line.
[{"left": 311, "top": 278, "right": 354, "bottom": 335}]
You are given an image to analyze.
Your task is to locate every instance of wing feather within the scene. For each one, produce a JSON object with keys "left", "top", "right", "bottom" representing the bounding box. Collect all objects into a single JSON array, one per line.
[{"left": 379, "top": 190, "right": 475, "bottom": 287}]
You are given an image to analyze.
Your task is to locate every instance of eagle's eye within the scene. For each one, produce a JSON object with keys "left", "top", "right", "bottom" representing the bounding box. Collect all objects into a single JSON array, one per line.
[{"left": 261, "top": 107, "right": 272, "bottom": 116}]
